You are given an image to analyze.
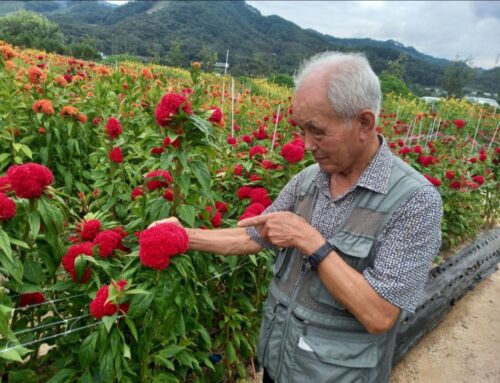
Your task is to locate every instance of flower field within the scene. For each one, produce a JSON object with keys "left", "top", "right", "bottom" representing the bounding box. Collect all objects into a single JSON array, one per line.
[{"left": 0, "top": 41, "right": 498, "bottom": 382}]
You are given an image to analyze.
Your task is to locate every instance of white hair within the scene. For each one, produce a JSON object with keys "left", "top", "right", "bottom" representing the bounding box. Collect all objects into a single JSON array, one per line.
[{"left": 294, "top": 51, "right": 381, "bottom": 122}]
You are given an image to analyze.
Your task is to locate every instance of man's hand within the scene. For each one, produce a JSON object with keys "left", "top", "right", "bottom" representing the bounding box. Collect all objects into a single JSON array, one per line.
[
  {"left": 237, "top": 212, "right": 325, "bottom": 256},
  {"left": 148, "top": 217, "right": 182, "bottom": 229}
]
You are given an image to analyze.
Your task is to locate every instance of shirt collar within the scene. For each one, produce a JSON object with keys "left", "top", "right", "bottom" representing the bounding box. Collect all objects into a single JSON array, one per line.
[{"left": 313, "top": 135, "right": 393, "bottom": 197}]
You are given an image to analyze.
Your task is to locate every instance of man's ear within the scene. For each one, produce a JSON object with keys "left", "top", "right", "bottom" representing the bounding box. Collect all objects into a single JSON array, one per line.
[{"left": 357, "top": 109, "right": 376, "bottom": 136}]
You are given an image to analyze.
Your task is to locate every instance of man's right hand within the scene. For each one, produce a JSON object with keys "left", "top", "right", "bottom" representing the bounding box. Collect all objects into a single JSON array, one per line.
[{"left": 147, "top": 217, "right": 182, "bottom": 229}]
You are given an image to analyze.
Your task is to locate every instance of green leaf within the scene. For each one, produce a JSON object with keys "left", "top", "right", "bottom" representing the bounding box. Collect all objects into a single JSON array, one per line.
[
  {"left": 124, "top": 317, "right": 138, "bottom": 342},
  {"left": 9, "top": 238, "right": 29, "bottom": 249},
  {"left": 124, "top": 288, "right": 151, "bottom": 295},
  {"left": 0, "top": 345, "right": 31, "bottom": 362},
  {"left": 28, "top": 210, "right": 41, "bottom": 239},
  {"left": 46, "top": 368, "right": 75, "bottom": 383},
  {"left": 226, "top": 341, "right": 237, "bottom": 363},
  {"left": 0, "top": 252, "right": 24, "bottom": 283},
  {"left": 190, "top": 160, "right": 211, "bottom": 194},
  {"left": 8, "top": 369, "right": 37, "bottom": 383},
  {"left": 102, "top": 314, "right": 118, "bottom": 332},
  {"left": 127, "top": 293, "right": 154, "bottom": 319},
  {"left": 0, "top": 228, "right": 12, "bottom": 261},
  {"left": 188, "top": 115, "right": 213, "bottom": 138},
  {"left": 73, "top": 255, "right": 88, "bottom": 283},
  {"left": 177, "top": 204, "right": 196, "bottom": 227},
  {"left": 79, "top": 332, "right": 98, "bottom": 369},
  {"left": 123, "top": 341, "right": 131, "bottom": 359},
  {"left": 23, "top": 260, "right": 43, "bottom": 284},
  {"left": 156, "top": 344, "right": 186, "bottom": 359}
]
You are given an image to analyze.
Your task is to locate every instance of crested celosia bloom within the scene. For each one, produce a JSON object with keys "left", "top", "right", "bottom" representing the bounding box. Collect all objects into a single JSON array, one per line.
[
  {"left": 208, "top": 106, "right": 224, "bottom": 125},
  {"left": 155, "top": 93, "right": 193, "bottom": 127},
  {"left": 424, "top": 175, "right": 441, "bottom": 187},
  {"left": 61, "top": 242, "right": 94, "bottom": 283},
  {"left": 0, "top": 193, "right": 16, "bottom": 221},
  {"left": 215, "top": 201, "right": 228, "bottom": 215},
  {"left": 7, "top": 163, "right": 54, "bottom": 199},
  {"left": 249, "top": 145, "right": 268, "bottom": 159},
  {"left": 32, "top": 99, "right": 54, "bottom": 115},
  {"left": 19, "top": 292, "right": 45, "bottom": 307},
  {"left": 131, "top": 186, "right": 144, "bottom": 200},
  {"left": 105, "top": 117, "right": 123, "bottom": 139},
  {"left": 227, "top": 136, "right": 237, "bottom": 145},
  {"left": 241, "top": 135, "right": 252, "bottom": 144},
  {"left": 60, "top": 105, "right": 79, "bottom": 117},
  {"left": 139, "top": 223, "right": 189, "bottom": 270},
  {"left": 93, "top": 229, "right": 123, "bottom": 257},
  {"left": 472, "top": 175, "right": 485, "bottom": 185},
  {"left": 89, "top": 280, "right": 129, "bottom": 319},
  {"left": 27, "top": 66, "right": 46, "bottom": 84},
  {"left": 239, "top": 202, "right": 266, "bottom": 221},
  {"left": 234, "top": 164, "right": 243, "bottom": 176},
  {"left": 109, "top": 147, "right": 123, "bottom": 163},
  {"left": 280, "top": 140, "right": 305, "bottom": 164},
  {"left": 237, "top": 186, "right": 253, "bottom": 200},
  {"left": 249, "top": 187, "right": 272, "bottom": 207},
  {"left": 163, "top": 188, "right": 174, "bottom": 201},
  {"left": 145, "top": 170, "right": 173, "bottom": 191},
  {"left": 202, "top": 206, "right": 222, "bottom": 228},
  {"left": 0, "top": 176, "right": 11, "bottom": 193},
  {"left": 77, "top": 219, "right": 101, "bottom": 241},
  {"left": 453, "top": 119, "right": 465, "bottom": 129},
  {"left": 253, "top": 126, "right": 268, "bottom": 140}
]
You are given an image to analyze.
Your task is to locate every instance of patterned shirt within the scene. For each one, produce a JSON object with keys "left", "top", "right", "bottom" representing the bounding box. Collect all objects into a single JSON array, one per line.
[{"left": 247, "top": 136, "right": 443, "bottom": 313}]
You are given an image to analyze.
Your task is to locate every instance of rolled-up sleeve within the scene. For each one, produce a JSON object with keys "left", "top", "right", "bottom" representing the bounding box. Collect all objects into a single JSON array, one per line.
[{"left": 363, "top": 185, "right": 443, "bottom": 313}]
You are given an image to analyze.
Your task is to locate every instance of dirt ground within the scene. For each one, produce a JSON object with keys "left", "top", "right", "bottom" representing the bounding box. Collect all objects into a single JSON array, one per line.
[{"left": 251, "top": 269, "right": 500, "bottom": 383}]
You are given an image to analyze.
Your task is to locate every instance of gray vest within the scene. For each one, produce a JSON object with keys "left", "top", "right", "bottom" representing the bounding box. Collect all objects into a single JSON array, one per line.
[{"left": 258, "top": 156, "right": 430, "bottom": 383}]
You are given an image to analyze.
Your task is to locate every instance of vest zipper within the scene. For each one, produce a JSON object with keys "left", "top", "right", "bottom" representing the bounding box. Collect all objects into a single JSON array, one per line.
[{"left": 276, "top": 259, "right": 309, "bottom": 380}]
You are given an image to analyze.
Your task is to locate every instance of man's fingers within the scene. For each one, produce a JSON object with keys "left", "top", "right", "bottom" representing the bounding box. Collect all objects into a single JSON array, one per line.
[
  {"left": 147, "top": 217, "right": 180, "bottom": 229},
  {"left": 237, "top": 215, "right": 270, "bottom": 227}
]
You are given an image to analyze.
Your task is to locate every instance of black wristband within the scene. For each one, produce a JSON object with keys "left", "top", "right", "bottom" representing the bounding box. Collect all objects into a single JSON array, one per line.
[{"left": 305, "top": 242, "right": 336, "bottom": 271}]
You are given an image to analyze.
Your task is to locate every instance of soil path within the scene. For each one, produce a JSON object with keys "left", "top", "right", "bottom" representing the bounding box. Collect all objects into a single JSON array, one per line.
[{"left": 390, "top": 269, "right": 500, "bottom": 383}]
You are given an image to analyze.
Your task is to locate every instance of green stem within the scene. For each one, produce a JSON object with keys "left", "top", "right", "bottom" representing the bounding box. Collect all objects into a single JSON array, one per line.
[{"left": 172, "top": 157, "right": 184, "bottom": 217}]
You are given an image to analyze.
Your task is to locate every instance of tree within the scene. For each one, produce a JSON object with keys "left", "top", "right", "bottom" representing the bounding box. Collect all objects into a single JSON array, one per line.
[
  {"left": 165, "top": 41, "right": 186, "bottom": 68},
  {"left": 0, "top": 10, "right": 65, "bottom": 53},
  {"left": 379, "top": 73, "right": 413, "bottom": 97},
  {"left": 442, "top": 58, "right": 475, "bottom": 98},
  {"left": 384, "top": 53, "right": 408, "bottom": 80}
]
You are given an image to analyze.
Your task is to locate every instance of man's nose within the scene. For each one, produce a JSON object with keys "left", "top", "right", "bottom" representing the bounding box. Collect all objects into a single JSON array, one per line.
[{"left": 303, "top": 132, "right": 317, "bottom": 151}]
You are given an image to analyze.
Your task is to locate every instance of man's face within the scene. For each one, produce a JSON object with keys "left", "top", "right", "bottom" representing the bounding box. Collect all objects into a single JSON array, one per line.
[{"left": 292, "top": 80, "right": 363, "bottom": 176}]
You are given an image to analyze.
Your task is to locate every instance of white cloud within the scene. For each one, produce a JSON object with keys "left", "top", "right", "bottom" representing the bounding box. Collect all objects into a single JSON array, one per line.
[{"left": 247, "top": 1, "right": 500, "bottom": 69}]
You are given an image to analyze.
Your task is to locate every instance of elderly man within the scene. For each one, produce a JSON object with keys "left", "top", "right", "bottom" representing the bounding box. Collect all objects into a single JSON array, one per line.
[{"left": 153, "top": 52, "right": 443, "bottom": 382}]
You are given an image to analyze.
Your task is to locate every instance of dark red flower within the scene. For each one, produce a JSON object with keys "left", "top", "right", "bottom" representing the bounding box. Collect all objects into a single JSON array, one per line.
[
  {"left": 281, "top": 141, "right": 305, "bottom": 163},
  {"left": 413, "top": 145, "right": 422, "bottom": 154},
  {"left": 203, "top": 206, "right": 222, "bottom": 228},
  {"left": 241, "top": 135, "right": 253, "bottom": 144},
  {"left": 249, "top": 174, "right": 263, "bottom": 182},
  {"left": 249, "top": 187, "right": 272, "bottom": 207},
  {"left": 93, "top": 229, "right": 122, "bottom": 257},
  {"left": 244, "top": 202, "right": 266, "bottom": 216},
  {"left": 0, "top": 176, "right": 11, "bottom": 193},
  {"left": 150, "top": 146, "right": 165, "bottom": 156},
  {"left": 237, "top": 186, "right": 253, "bottom": 200},
  {"left": 131, "top": 187, "right": 143, "bottom": 200},
  {"left": 227, "top": 136, "right": 237, "bottom": 145},
  {"left": 472, "top": 175, "right": 485, "bottom": 185},
  {"left": 445, "top": 171, "right": 455, "bottom": 180},
  {"left": 215, "top": 201, "right": 228, "bottom": 215},
  {"left": 209, "top": 106, "right": 224, "bottom": 125},
  {"left": 145, "top": 170, "right": 173, "bottom": 191},
  {"left": 234, "top": 164, "right": 243, "bottom": 176},
  {"left": 249, "top": 145, "right": 268, "bottom": 159},
  {"left": 0, "top": 193, "right": 16, "bottom": 220},
  {"left": 450, "top": 181, "right": 461, "bottom": 189},
  {"left": 7, "top": 163, "right": 54, "bottom": 199},
  {"left": 62, "top": 242, "right": 94, "bottom": 283},
  {"left": 109, "top": 147, "right": 123, "bottom": 163},
  {"left": 139, "top": 223, "right": 189, "bottom": 270},
  {"left": 78, "top": 219, "right": 101, "bottom": 241},
  {"left": 453, "top": 119, "right": 465, "bottom": 129},
  {"left": 163, "top": 188, "right": 174, "bottom": 201},
  {"left": 105, "top": 118, "right": 123, "bottom": 139},
  {"left": 89, "top": 281, "right": 129, "bottom": 319},
  {"left": 479, "top": 151, "right": 487, "bottom": 162},
  {"left": 19, "top": 292, "right": 45, "bottom": 307},
  {"left": 155, "top": 93, "right": 193, "bottom": 127},
  {"left": 253, "top": 126, "right": 268, "bottom": 140},
  {"left": 424, "top": 175, "right": 441, "bottom": 187}
]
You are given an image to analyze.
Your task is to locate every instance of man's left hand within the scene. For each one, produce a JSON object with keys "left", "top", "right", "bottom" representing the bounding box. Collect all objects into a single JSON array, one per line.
[{"left": 237, "top": 212, "right": 325, "bottom": 256}]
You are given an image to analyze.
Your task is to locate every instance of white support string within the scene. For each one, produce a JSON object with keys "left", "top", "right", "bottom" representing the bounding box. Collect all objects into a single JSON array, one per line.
[
  {"left": 221, "top": 78, "right": 226, "bottom": 115},
  {"left": 270, "top": 105, "right": 281, "bottom": 151},
  {"left": 231, "top": 78, "right": 235, "bottom": 138},
  {"left": 417, "top": 119, "right": 423, "bottom": 146},
  {"left": 487, "top": 121, "right": 499, "bottom": 151},
  {"left": 470, "top": 109, "right": 483, "bottom": 154},
  {"left": 14, "top": 314, "right": 91, "bottom": 336}
]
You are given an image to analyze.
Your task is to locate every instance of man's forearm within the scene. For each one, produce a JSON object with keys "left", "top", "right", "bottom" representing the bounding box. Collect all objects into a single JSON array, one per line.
[{"left": 186, "top": 227, "right": 262, "bottom": 255}]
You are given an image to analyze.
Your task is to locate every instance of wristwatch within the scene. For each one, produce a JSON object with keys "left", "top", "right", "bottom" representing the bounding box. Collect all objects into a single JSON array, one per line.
[{"left": 304, "top": 242, "right": 337, "bottom": 271}]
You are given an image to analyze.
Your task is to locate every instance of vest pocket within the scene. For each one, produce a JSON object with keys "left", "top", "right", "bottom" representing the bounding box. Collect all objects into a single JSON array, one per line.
[
  {"left": 291, "top": 332, "right": 379, "bottom": 383},
  {"left": 309, "top": 276, "right": 347, "bottom": 311}
]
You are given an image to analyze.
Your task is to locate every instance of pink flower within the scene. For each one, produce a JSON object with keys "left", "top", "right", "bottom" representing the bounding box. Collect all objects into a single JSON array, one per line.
[
  {"left": 109, "top": 147, "right": 123, "bottom": 163},
  {"left": 155, "top": 93, "right": 193, "bottom": 127},
  {"left": 105, "top": 118, "right": 123, "bottom": 139}
]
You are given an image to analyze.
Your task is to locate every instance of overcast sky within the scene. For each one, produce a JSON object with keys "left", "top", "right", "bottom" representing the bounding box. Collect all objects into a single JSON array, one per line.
[
  {"left": 107, "top": 1, "right": 499, "bottom": 69},
  {"left": 246, "top": 1, "right": 500, "bottom": 69}
]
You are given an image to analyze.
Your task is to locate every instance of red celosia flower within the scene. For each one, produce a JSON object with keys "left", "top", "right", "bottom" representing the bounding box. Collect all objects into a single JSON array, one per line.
[
  {"left": 244, "top": 202, "right": 266, "bottom": 216},
  {"left": 19, "top": 292, "right": 45, "bottom": 307},
  {"left": 62, "top": 242, "right": 94, "bottom": 283},
  {"left": 281, "top": 141, "right": 305, "bottom": 163},
  {"left": 472, "top": 175, "right": 485, "bottom": 185},
  {"left": 453, "top": 119, "right": 465, "bottom": 129},
  {"left": 109, "top": 147, "right": 123, "bottom": 163},
  {"left": 93, "top": 229, "right": 122, "bottom": 257},
  {"left": 163, "top": 188, "right": 174, "bottom": 201},
  {"left": 155, "top": 93, "right": 193, "bottom": 127},
  {"left": 139, "top": 223, "right": 189, "bottom": 270},
  {"left": 227, "top": 136, "right": 237, "bottom": 145},
  {"left": 78, "top": 219, "right": 101, "bottom": 241},
  {"left": 424, "top": 175, "right": 441, "bottom": 187},
  {"left": 237, "top": 186, "right": 253, "bottom": 200},
  {"left": 253, "top": 126, "right": 268, "bottom": 140},
  {"left": 479, "top": 151, "right": 487, "bottom": 162},
  {"left": 203, "top": 206, "right": 222, "bottom": 228},
  {"left": 209, "top": 106, "right": 224, "bottom": 125},
  {"left": 32, "top": 99, "right": 54, "bottom": 115},
  {"left": 241, "top": 135, "right": 253, "bottom": 144},
  {"left": 105, "top": 118, "right": 123, "bottom": 139},
  {"left": 445, "top": 171, "right": 455, "bottom": 180},
  {"left": 7, "top": 163, "right": 53, "bottom": 199},
  {"left": 145, "top": 170, "right": 173, "bottom": 191},
  {"left": 413, "top": 145, "right": 422, "bottom": 154},
  {"left": 249, "top": 187, "right": 272, "bottom": 207},
  {"left": 234, "top": 164, "right": 243, "bottom": 176},
  {"left": 249, "top": 174, "right": 263, "bottom": 182},
  {"left": 27, "top": 66, "right": 46, "bottom": 84},
  {"left": 398, "top": 146, "right": 412, "bottom": 156},
  {"left": 249, "top": 145, "right": 268, "bottom": 159},
  {"left": 89, "top": 281, "right": 129, "bottom": 319},
  {"left": 151, "top": 146, "right": 165, "bottom": 156},
  {"left": 0, "top": 193, "right": 16, "bottom": 220},
  {"left": 469, "top": 157, "right": 478, "bottom": 164},
  {"left": 450, "top": 181, "right": 461, "bottom": 189},
  {"left": 215, "top": 201, "right": 228, "bottom": 215},
  {"left": 131, "top": 187, "right": 143, "bottom": 200}
]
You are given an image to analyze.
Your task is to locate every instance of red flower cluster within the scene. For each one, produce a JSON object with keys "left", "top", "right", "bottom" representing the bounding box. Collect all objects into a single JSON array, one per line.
[
  {"left": 62, "top": 242, "right": 94, "bottom": 283},
  {"left": 105, "top": 118, "right": 123, "bottom": 139},
  {"left": 249, "top": 145, "right": 268, "bottom": 159},
  {"left": 241, "top": 135, "right": 253, "bottom": 144},
  {"left": 209, "top": 106, "right": 224, "bottom": 125},
  {"left": 155, "top": 93, "right": 193, "bottom": 127},
  {"left": 253, "top": 125, "right": 268, "bottom": 140},
  {"left": 201, "top": 206, "right": 222, "bottom": 228},
  {"left": 145, "top": 170, "right": 173, "bottom": 191},
  {"left": 77, "top": 219, "right": 101, "bottom": 241},
  {"left": 139, "top": 223, "right": 189, "bottom": 270},
  {"left": 109, "top": 147, "right": 123, "bottom": 163},
  {"left": 239, "top": 202, "right": 266, "bottom": 221},
  {"left": 19, "top": 292, "right": 45, "bottom": 307},
  {"left": 7, "top": 163, "right": 54, "bottom": 199},
  {"left": 281, "top": 138, "right": 305, "bottom": 164},
  {"left": 89, "top": 280, "right": 129, "bottom": 319},
  {"left": 0, "top": 193, "right": 16, "bottom": 220},
  {"left": 453, "top": 119, "right": 465, "bottom": 129},
  {"left": 249, "top": 187, "right": 272, "bottom": 207},
  {"left": 424, "top": 174, "right": 442, "bottom": 187},
  {"left": 227, "top": 136, "right": 237, "bottom": 145},
  {"left": 234, "top": 164, "right": 243, "bottom": 176},
  {"left": 131, "top": 187, "right": 143, "bottom": 200},
  {"left": 93, "top": 229, "right": 123, "bottom": 257},
  {"left": 0, "top": 176, "right": 10, "bottom": 193}
]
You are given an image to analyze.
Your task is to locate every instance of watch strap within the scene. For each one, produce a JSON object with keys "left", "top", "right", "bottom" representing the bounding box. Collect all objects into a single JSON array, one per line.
[{"left": 305, "top": 241, "right": 336, "bottom": 270}]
